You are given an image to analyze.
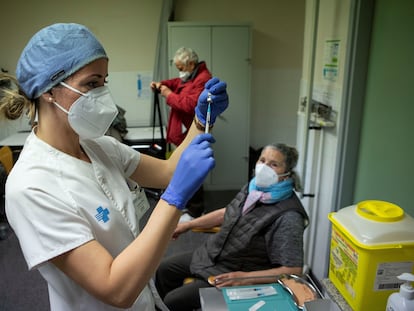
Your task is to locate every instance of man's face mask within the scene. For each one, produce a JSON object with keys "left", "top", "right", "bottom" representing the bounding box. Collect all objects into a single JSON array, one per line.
[
  {"left": 179, "top": 71, "right": 191, "bottom": 81},
  {"left": 53, "top": 82, "right": 118, "bottom": 139},
  {"left": 177, "top": 61, "right": 194, "bottom": 82}
]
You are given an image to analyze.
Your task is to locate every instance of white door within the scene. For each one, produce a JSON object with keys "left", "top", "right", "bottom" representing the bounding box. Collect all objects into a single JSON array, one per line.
[
  {"left": 296, "top": 0, "right": 374, "bottom": 280},
  {"left": 168, "top": 22, "right": 251, "bottom": 190},
  {"left": 168, "top": 25, "right": 211, "bottom": 78}
]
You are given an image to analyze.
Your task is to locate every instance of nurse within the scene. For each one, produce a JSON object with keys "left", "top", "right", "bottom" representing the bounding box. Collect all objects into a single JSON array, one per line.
[{"left": 0, "top": 23, "right": 228, "bottom": 311}]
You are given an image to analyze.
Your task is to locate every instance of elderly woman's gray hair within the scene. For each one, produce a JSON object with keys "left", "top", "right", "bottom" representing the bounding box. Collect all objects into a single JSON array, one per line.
[
  {"left": 173, "top": 47, "right": 199, "bottom": 65},
  {"left": 264, "top": 143, "right": 302, "bottom": 192}
]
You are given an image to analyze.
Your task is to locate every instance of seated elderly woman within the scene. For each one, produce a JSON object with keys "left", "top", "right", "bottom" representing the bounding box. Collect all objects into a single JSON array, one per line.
[{"left": 155, "top": 143, "right": 309, "bottom": 311}]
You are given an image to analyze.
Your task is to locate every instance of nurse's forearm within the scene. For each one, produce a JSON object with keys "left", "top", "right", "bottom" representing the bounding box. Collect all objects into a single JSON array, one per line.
[
  {"left": 107, "top": 201, "right": 181, "bottom": 307},
  {"left": 51, "top": 201, "right": 181, "bottom": 309},
  {"left": 165, "top": 119, "right": 204, "bottom": 171}
]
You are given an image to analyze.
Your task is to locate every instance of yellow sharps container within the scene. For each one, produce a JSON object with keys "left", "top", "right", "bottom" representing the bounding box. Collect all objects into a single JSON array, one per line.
[{"left": 328, "top": 200, "right": 414, "bottom": 311}]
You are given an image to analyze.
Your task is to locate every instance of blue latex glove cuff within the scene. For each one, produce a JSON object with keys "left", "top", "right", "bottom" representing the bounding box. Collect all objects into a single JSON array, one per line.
[{"left": 160, "top": 188, "right": 187, "bottom": 210}]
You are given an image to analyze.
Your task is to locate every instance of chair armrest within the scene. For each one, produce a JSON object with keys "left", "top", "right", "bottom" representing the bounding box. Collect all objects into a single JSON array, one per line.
[{"left": 191, "top": 227, "right": 221, "bottom": 233}]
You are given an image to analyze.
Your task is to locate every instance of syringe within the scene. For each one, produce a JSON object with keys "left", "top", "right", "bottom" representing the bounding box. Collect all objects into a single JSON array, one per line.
[{"left": 205, "top": 92, "right": 212, "bottom": 133}]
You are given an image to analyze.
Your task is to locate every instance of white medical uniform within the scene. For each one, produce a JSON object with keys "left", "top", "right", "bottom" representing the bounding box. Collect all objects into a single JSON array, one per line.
[{"left": 6, "top": 132, "right": 156, "bottom": 311}]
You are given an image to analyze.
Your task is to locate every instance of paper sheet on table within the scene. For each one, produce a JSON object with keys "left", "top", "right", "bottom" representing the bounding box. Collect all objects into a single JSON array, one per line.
[{"left": 222, "top": 283, "right": 298, "bottom": 311}]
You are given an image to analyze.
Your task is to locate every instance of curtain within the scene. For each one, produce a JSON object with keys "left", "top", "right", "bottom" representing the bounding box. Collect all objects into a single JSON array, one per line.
[{"left": 152, "top": 0, "right": 174, "bottom": 128}]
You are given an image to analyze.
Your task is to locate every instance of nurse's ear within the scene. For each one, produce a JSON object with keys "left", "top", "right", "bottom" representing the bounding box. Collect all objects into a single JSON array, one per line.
[{"left": 39, "top": 92, "right": 54, "bottom": 103}]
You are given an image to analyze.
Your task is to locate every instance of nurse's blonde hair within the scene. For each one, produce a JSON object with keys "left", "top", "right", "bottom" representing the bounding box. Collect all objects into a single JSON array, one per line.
[{"left": 0, "top": 73, "right": 35, "bottom": 123}]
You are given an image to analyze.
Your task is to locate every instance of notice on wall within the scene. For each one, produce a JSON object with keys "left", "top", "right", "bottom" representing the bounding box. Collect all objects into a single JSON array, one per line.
[
  {"left": 108, "top": 71, "right": 153, "bottom": 127},
  {"left": 322, "top": 39, "right": 340, "bottom": 82}
]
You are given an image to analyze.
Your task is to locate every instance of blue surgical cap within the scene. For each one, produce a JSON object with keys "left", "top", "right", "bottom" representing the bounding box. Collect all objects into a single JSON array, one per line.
[{"left": 16, "top": 23, "right": 107, "bottom": 100}]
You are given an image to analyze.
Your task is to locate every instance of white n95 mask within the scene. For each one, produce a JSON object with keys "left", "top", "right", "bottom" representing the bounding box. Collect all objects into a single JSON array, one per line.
[
  {"left": 54, "top": 82, "right": 118, "bottom": 139},
  {"left": 255, "top": 163, "right": 289, "bottom": 187},
  {"left": 179, "top": 71, "right": 191, "bottom": 81}
]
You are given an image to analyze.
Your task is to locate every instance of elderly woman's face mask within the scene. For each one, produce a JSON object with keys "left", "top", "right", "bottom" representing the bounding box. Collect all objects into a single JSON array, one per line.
[
  {"left": 53, "top": 82, "right": 118, "bottom": 139},
  {"left": 255, "top": 163, "right": 289, "bottom": 187}
]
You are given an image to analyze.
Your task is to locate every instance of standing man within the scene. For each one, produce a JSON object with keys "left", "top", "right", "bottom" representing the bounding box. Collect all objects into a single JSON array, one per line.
[{"left": 151, "top": 47, "right": 212, "bottom": 219}]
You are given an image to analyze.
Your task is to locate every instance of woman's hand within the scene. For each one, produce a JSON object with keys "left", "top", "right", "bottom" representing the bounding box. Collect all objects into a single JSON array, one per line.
[
  {"left": 150, "top": 81, "right": 161, "bottom": 90},
  {"left": 159, "top": 85, "right": 172, "bottom": 98},
  {"left": 212, "top": 271, "right": 280, "bottom": 288},
  {"left": 171, "top": 222, "right": 191, "bottom": 240},
  {"left": 213, "top": 271, "right": 252, "bottom": 288}
]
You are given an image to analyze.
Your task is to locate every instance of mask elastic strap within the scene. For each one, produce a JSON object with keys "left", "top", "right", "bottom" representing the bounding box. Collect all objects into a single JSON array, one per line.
[
  {"left": 60, "top": 81, "right": 87, "bottom": 97},
  {"left": 279, "top": 171, "right": 291, "bottom": 178},
  {"left": 53, "top": 101, "right": 70, "bottom": 114}
]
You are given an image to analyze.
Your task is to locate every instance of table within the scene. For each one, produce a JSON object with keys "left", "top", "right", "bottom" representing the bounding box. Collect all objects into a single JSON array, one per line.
[
  {"left": 0, "top": 127, "right": 167, "bottom": 147},
  {"left": 0, "top": 131, "right": 30, "bottom": 164},
  {"left": 199, "top": 288, "right": 228, "bottom": 311},
  {"left": 0, "top": 131, "right": 30, "bottom": 147},
  {"left": 123, "top": 126, "right": 165, "bottom": 142},
  {"left": 199, "top": 280, "right": 347, "bottom": 311},
  {"left": 199, "top": 285, "right": 299, "bottom": 311},
  {"left": 122, "top": 126, "right": 167, "bottom": 159}
]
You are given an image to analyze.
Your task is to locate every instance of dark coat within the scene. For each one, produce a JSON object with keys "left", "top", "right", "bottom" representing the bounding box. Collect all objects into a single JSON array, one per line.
[{"left": 190, "top": 185, "right": 309, "bottom": 280}]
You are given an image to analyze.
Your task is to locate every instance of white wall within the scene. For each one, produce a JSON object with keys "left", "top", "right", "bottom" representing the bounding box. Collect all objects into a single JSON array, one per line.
[
  {"left": 1, "top": 0, "right": 306, "bottom": 151},
  {"left": 174, "top": 0, "right": 306, "bottom": 149},
  {"left": 354, "top": 0, "right": 414, "bottom": 216},
  {"left": 0, "top": 0, "right": 163, "bottom": 140}
]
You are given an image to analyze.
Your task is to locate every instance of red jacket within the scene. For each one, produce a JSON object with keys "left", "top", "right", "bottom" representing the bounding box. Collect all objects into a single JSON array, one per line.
[{"left": 161, "top": 61, "right": 212, "bottom": 145}]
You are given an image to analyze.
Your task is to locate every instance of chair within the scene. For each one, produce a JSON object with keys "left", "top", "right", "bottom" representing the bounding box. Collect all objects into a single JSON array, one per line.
[
  {"left": 182, "top": 226, "right": 220, "bottom": 287},
  {"left": 0, "top": 146, "right": 13, "bottom": 174},
  {"left": 0, "top": 146, "right": 13, "bottom": 239},
  {"left": 191, "top": 226, "right": 221, "bottom": 234}
]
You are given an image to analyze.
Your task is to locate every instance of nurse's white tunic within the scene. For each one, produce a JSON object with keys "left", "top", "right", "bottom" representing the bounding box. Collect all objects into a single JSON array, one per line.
[{"left": 6, "top": 132, "right": 156, "bottom": 311}]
